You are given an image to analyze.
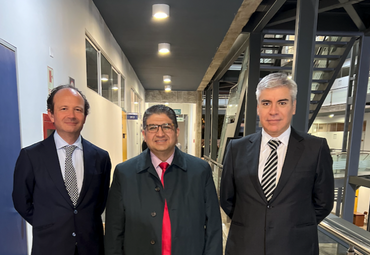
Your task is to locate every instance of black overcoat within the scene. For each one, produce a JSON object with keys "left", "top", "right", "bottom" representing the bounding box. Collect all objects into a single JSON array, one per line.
[{"left": 105, "top": 147, "right": 222, "bottom": 255}]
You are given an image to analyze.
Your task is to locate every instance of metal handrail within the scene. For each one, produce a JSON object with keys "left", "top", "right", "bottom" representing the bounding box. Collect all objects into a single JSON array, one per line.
[
  {"left": 319, "top": 214, "right": 370, "bottom": 254},
  {"left": 203, "top": 155, "right": 223, "bottom": 169}
]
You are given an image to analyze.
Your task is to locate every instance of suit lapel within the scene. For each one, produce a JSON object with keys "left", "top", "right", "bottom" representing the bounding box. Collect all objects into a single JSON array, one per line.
[
  {"left": 248, "top": 132, "right": 266, "bottom": 202},
  {"left": 77, "top": 138, "right": 96, "bottom": 207},
  {"left": 271, "top": 128, "right": 304, "bottom": 202},
  {"left": 42, "top": 134, "right": 73, "bottom": 206}
]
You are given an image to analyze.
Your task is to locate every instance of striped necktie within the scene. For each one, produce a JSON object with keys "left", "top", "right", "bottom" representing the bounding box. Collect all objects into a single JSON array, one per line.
[{"left": 261, "top": 140, "right": 281, "bottom": 202}]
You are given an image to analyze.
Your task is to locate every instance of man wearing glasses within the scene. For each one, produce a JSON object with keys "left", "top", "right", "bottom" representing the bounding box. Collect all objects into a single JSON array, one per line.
[{"left": 104, "top": 104, "right": 222, "bottom": 255}]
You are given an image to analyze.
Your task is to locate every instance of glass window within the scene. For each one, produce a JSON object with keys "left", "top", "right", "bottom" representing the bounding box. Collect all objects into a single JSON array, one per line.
[
  {"left": 86, "top": 39, "right": 98, "bottom": 93},
  {"left": 111, "top": 69, "right": 119, "bottom": 105},
  {"left": 101, "top": 55, "right": 119, "bottom": 105}
]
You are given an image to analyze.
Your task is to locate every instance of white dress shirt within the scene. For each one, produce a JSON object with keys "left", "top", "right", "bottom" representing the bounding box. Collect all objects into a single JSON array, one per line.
[
  {"left": 54, "top": 131, "right": 84, "bottom": 193},
  {"left": 258, "top": 126, "right": 291, "bottom": 185}
]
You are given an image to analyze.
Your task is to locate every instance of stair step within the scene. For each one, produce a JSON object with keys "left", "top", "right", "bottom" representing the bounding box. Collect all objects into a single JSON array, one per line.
[
  {"left": 312, "top": 79, "right": 329, "bottom": 83},
  {"left": 311, "top": 90, "right": 324, "bottom": 94}
]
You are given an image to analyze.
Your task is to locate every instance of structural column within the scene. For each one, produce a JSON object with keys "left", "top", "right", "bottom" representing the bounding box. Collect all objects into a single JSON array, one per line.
[
  {"left": 244, "top": 32, "right": 261, "bottom": 136},
  {"left": 291, "top": 0, "right": 319, "bottom": 132},
  {"left": 211, "top": 81, "right": 219, "bottom": 160},
  {"left": 342, "top": 35, "right": 370, "bottom": 222},
  {"left": 204, "top": 87, "right": 211, "bottom": 158}
]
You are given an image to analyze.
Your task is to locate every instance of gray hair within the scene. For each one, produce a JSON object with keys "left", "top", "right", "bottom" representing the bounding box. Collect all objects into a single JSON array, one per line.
[{"left": 255, "top": 73, "right": 297, "bottom": 102}]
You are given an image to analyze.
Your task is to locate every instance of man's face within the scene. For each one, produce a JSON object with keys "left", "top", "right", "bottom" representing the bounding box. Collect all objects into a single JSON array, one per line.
[
  {"left": 257, "top": 86, "right": 296, "bottom": 137},
  {"left": 48, "top": 88, "right": 86, "bottom": 141},
  {"left": 142, "top": 113, "right": 179, "bottom": 156}
]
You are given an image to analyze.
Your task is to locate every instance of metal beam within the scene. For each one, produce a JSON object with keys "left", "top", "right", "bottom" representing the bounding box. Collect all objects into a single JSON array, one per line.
[
  {"left": 211, "top": 81, "right": 219, "bottom": 161},
  {"left": 243, "top": 0, "right": 286, "bottom": 32},
  {"left": 291, "top": 0, "right": 319, "bottom": 132},
  {"left": 266, "top": 0, "right": 364, "bottom": 28},
  {"left": 342, "top": 35, "right": 370, "bottom": 223},
  {"left": 204, "top": 88, "right": 211, "bottom": 157},
  {"left": 338, "top": 0, "right": 366, "bottom": 31},
  {"left": 213, "top": 33, "right": 250, "bottom": 82}
]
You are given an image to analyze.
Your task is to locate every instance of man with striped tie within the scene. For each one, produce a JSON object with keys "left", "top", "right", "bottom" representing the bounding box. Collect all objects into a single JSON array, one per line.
[{"left": 220, "top": 73, "right": 334, "bottom": 255}]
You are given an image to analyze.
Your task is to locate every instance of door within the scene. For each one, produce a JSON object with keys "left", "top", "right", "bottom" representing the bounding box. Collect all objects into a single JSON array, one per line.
[{"left": 0, "top": 41, "right": 28, "bottom": 254}]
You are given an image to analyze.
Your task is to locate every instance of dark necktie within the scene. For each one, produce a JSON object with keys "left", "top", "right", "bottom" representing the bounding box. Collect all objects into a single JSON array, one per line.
[
  {"left": 261, "top": 140, "right": 281, "bottom": 202},
  {"left": 159, "top": 162, "right": 171, "bottom": 255},
  {"left": 64, "top": 145, "right": 79, "bottom": 207}
]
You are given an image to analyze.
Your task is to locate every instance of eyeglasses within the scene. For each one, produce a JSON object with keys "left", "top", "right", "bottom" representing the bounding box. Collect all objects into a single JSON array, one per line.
[{"left": 145, "top": 123, "right": 174, "bottom": 133}]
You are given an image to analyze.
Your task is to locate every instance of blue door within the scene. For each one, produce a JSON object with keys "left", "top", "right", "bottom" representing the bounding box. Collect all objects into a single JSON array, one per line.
[{"left": 0, "top": 42, "right": 28, "bottom": 254}]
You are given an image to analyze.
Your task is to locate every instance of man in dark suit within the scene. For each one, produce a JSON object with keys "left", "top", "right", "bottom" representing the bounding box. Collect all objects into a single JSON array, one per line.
[
  {"left": 104, "top": 104, "right": 222, "bottom": 255},
  {"left": 220, "top": 73, "right": 334, "bottom": 255},
  {"left": 12, "top": 85, "right": 111, "bottom": 255}
]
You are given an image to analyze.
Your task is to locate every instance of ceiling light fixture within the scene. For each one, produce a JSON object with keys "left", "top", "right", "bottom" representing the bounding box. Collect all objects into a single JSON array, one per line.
[
  {"left": 163, "top": 75, "right": 171, "bottom": 83},
  {"left": 164, "top": 85, "right": 171, "bottom": 92},
  {"left": 329, "top": 114, "right": 334, "bottom": 118},
  {"left": 153, "top": 4, "right": 169, "bottom": 19},
  {"left": 101, "top": 74, "right": 109, "bottom": 81},
  {"left": 112, "top": 85, "right": 119, "bottom": 90},
  {"left": 158, "top": 43, "right": 170, "bottom": 54}
]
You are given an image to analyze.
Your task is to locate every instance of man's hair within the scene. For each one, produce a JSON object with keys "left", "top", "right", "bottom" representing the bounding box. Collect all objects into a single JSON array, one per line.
[
  {"left": 255, "top": 73, "right": 298, "bottom": 102},
  {"left": 47, "top": 85, "right": 90, "bottom": 116},
  {"left": 143, "top": 104, "right": 178, "bottom": 129}
]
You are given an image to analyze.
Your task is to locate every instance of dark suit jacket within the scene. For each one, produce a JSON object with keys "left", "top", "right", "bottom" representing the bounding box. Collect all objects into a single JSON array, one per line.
[
  {"left": 104, "top": 147, "right": 222, "bottom": 255},
  {"left": 12, "top": 133, "right": 111, "bottom": 255},
  {"left": 220, "top": 127, "right": 334, "bottom": 255}
]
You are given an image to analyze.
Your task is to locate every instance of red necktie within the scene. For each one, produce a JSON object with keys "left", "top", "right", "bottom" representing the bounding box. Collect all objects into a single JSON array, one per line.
[{"left": 159, "top": 162, "right": 171, "bottom": 255}]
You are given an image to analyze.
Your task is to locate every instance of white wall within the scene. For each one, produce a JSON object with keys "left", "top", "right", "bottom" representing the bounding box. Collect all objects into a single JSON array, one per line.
[
  {"left": 145, "top": 103, "right": 197, "bottom": 156},
  {"left": 0, "top": 0, "right": 145, "bottom": 253}
]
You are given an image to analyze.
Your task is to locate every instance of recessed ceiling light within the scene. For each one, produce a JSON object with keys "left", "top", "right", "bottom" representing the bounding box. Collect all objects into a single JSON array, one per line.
[
  {"left": 153, "top": 4, "right": 169, "bottom": 19},
  {"left": 329, "top": 114, "right": 334, "bottom": 118},
  {"left": 164, "top": 85, "right": 171, "bottom": 92},
  {"left": 134, "top": 101, "right": 139, "bottom": 105},
  {"left": 158, "top": 43, "right": 170, "bottom": 54},
  {"left": 112, "top": 85, "right": 118, "bottom": 90},
  {"left": 163, "top": 75, "right": 171, "bottom": 83},
  {"left": 101, "top": 74, "right": 109, "bottom": 81}
]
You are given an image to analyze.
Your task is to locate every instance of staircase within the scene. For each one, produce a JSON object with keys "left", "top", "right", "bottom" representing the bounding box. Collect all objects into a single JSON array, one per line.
[{"left": 259, "top": 33, "right": 356, "bottom": 129}]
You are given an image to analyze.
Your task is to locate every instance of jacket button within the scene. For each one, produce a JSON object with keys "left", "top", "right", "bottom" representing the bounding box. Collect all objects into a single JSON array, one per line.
[
  {"left": 74, "top": 210, "right": 78, "bottom": 214},
  {"left": 155, "top": 187, "right": 160, "bottom": 192},
  {"left": 150, "top": 240, "right": 155, "bottom": 245},
  {"left": 267, "top": 205, "right": 271, "bottom": 209},
  {"left": 72, "top": 232, "right": 76, "bottom": 237},
  {"left": 151, "top": 212, "right": 156, "bottom": 217}
]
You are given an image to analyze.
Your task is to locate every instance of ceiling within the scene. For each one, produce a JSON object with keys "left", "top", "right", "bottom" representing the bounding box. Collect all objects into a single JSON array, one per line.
[
  {"left": 92, "top": 0, "right": 244, "bottom": 91},
  {"left": 93, "top": 0, "right": 370, "bottom": 93}
]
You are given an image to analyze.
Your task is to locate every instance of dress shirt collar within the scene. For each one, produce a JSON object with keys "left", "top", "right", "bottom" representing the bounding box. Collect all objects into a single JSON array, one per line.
[
  {"left": 261, "top": 126, "right": 291, "bottom": 147},
  {"left": 150, "top": 150, "right": 174, "bottom": 168},
  {"left": 54, "top": 131, "right": 83, "bottom": 150}
]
